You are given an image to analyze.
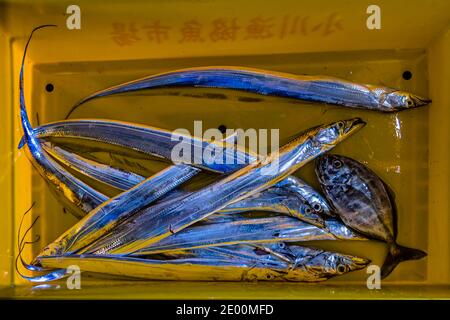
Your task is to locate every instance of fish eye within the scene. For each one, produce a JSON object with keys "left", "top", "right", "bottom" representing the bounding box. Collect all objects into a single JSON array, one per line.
[
  {"left": 304, "top": 207, "right": 312, "bottom": 214},
  {"left": 336, "top": 121, "right": 345, "bottom": 130},
  {"left": 337, "top": 264, "right": 347, "bottom": 274},
  {"left": 313, "top": 203, "right": 323, "bottom": 212},
  {"left": 333, "top": 160, "right": 343, "bottom": 169},
  {"left": 406, "top": 99, "right": 414, "bottom": 107},
  {"left": 278, "top": 242, "right": 286, "bottom": 249}
]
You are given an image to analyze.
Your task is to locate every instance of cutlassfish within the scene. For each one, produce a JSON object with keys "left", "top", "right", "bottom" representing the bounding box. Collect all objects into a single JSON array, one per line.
[
  {"left": 66, "top": 66, "right": 431, "bottom": 118},
  {"left": 18, "top": 27, "right": 213, "bottom": 273},
  {"left": 18, "top": 26, "right": 200, "bottom": 223},
  {"left": 131, "top": 215, "right": 366, "bottom": 256},
  {"left": 18, "top": 25, "right": 108, "bottom": 219},
  {"left": 77, "top": 118, "right": 365, "bottom": 256},
  {"left": 42, "top": 142, "right": 332, "bottom": 221},
  {"left": 26, "top": 123, "right": 334, "bottom": 218},
  {"left": 220, "top": 176, "right": 333, "bottom": 217},
  {"left": 18, "top": 118, "right": 254, "bottom": 174},
  {"left": 37, "top": 244, "right": 370, "bottom": 282}
]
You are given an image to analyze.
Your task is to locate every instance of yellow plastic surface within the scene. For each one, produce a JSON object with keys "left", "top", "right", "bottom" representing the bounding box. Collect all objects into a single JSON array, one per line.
[{"left": 0, "top": 0, "right": 449, "bottom": 299}]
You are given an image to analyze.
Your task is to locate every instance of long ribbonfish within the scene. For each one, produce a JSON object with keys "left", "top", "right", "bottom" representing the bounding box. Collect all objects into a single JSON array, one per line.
[
  {"left": 18, "top": 26, "right": 199, "bottom": 225},
  {"left": 130, "top": 215, "right": 366, "bottom": 256},
  {"left": 27, "top": 119, "right": 334, "bottom": 218},
  {"left": 76, "top": 118, "right": 365, "bottom": 256},
  {"left": 36, "top": 244, "right": 370, "bottom": 282},
  {"left": 66, "top": 66, "right": 431, "bottom": 118},
  {"left": 18, "top": 118, "right": 254, "bottom": 174},
  {"left": 40, "top": 128, "right": 236, "bottom": 190},
  {"left": 42, "top": 142, "right": 146, "bottom": 191},
  {"left": 221, "top": 176, "right": 333, "bottom": 218},
  {"left": 18, "top": 25, "right": 109, "bottom": 219},
  {"left": 18, "top": 27, "right": 209, "bottom": 275},
  {"left": 42, "top": 141, "right": 333, "bottom": 221},
  {"left": 32, "top": 163, "right": 201, "bottom": 262},
  {"left": 36, "top": 127, "right": 241, "bottom": 219},
  {"left": 315, "top": 154, "right": 427, "bottom": 278},
  {"left": 157, "top": 242, "right": 366, "bottom": 271}
]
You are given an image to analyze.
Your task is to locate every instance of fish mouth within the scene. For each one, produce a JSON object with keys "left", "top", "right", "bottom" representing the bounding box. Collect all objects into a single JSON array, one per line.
[
  {"left": 342, "top": 117, "right": 366, "bottom": 137},
  {"left": 350, "top": 256, "right": 371, "bottom": 270},
  {"left": 411, "top": 95, "right": 432, "bottom": 108},
  {"left": 349, "top": 117, "right": 366, "bottom": 129}
]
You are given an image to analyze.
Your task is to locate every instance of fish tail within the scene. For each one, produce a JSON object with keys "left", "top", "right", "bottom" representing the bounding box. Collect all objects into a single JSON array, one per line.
[
  {"left": 380, "top": 244, "right": 427, "bottom": 279},
  {"left": 19, "top": 25, "right": 57, "bottom": 140}
]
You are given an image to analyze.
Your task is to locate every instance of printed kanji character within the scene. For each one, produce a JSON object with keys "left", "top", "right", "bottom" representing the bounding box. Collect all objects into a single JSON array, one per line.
[
  {"left": 320, "top": 12, "right": 343, "bottom": 36},
  {"left": 179, "top": 20, "right": 204, "bottom": 42},
  {"left": 143, "top": 21, "right": 171, "bottom": 43},
  {"left": 209, "top": 18, "right": 240, "bottom": 42},
  {"left": 110, "top": 22, "right": 141, "bottom": 46},
  {"left": 279, "top": 15, "right": 310, "bottom": 38},
  {"left": 245, "top": 17, "right": 274, "bottom": 39}
]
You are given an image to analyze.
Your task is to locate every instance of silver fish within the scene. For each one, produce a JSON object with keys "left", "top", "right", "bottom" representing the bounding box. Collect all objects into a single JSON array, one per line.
[
  {"left": 66, "top": 66, "right": 430, "bottom": 118},
  {"left": 222, "top": 175, "right": 334, "bottom": 217},
  {"left": 18, "top": 25, "right": 109, "bottom": 219},
  {"left": 38, "top": 130, "right": 240, "bottom": 218},
  {"left": 19, "top": 28, "right": 208, "bottom": 274},
  {"left": 42, "top": 142, "right": 145, "bottom": 191},
  {"left": 36, "top": 245, "right": 370, "bottom": 282},
  {"left": 43, "top": 142, "right": 331, "bottom": 221},
  {"left": 34, "top": 163, "right": 199, "bottom": 259},
  {"left": 19, "top": 118, "right": 254, "bottom": 174},
  {"left": 27, "top": 122, "right": 334, "bottom": 218},
  {"left": 315, "top": 154, "right": 427, "bottom": 278},
  {"left": 155, "top": 242, "right": 363, "bottom": 268},
  {"left": 18, "top": 26, "right": 198, "bottom": 227},
  {"left": 220, "top": 242, "right": 362, "bottom": 270},
  {"left": 158, "top": 243, "right": 299, "bottom": 265},
  {"left": 131, "top": 215, "right": 366, "bottom": 256},
  {"left": 79, "top": 118, "right": 364, "bottom": 256}
]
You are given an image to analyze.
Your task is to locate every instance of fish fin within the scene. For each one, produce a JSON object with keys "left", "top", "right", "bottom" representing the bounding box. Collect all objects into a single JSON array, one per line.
[
  {"left": 381, "top": 244, "right": 427, "bottom": 279},
  {"left": 18, "top": 136, "right": 26, "bottom": 149},
  {"left": 380, "top": 179, "right": 398, "bottom": 238},
  {"left": 380, "top": 179, "right": 396, "bottom": 201},
  {"left": 19, "top": 25, "right": 57, "bottom": 140}
]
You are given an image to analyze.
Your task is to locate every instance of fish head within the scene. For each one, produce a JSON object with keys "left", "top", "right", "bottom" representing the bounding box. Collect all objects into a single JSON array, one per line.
[
  {"left": 300, "top": 202, "right": 326, "bottom": 228},
  {"left": 300, "top": 249, "right": 370, "bottom": 279},
  {"left": 276, "top": 176, "right": 335, "bottom": 218},
  {"left": 309, "top": 118, "right": 365, "bottom": 151},
  {"left": 381, "top": 90, "right": 431, "bottom": 111},
  {"left": 271, "top": 181, "right": 326, "bottom": 226},
  {"left": 315, "top": 154, "right": 355, "bottom": 187},
  {"left": 331, "top": 254, "right": 371, "bottom": 275},
  {"left": 306, "top": 193, "right": 335, "bottom": 218}
]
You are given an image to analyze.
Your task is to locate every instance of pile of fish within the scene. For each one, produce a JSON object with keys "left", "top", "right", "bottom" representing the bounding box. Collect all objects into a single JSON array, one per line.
[{"left": 17, "top": 26, "right": 428, "bottom": 283}]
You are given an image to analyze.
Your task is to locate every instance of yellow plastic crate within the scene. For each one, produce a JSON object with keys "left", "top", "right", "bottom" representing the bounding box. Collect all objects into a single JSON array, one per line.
[{"left": 0, "top": 0, "right": 449, "bottom": 299}]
